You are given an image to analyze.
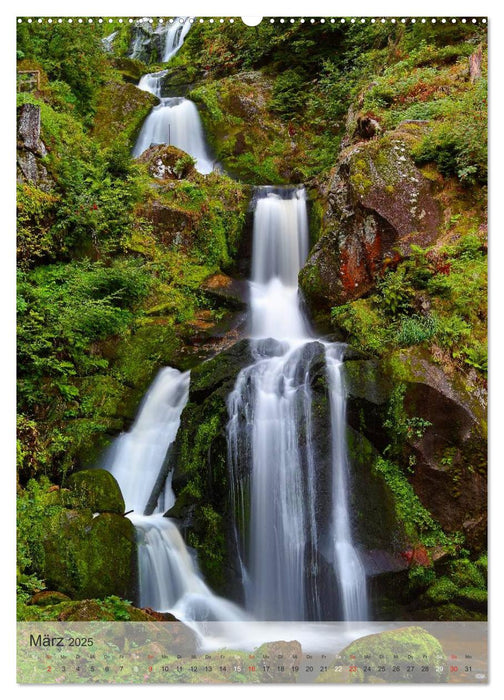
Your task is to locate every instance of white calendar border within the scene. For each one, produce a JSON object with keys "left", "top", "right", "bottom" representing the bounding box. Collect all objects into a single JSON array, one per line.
[{"left": 4, "top": 2, "right": 501, "bottom": 698}]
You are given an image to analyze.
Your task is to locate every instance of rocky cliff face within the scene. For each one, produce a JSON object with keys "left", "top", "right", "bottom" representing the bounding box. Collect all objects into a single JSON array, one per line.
[
  {"left": 299, "top": 126, "right": 441, "bottom": 314},
  {"left": 17, "top": 103, "right": 52, "bottom": 190}
]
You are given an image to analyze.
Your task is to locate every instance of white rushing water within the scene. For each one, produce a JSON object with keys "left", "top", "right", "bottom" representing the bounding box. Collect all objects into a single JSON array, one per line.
[
  {"left": 163, "top": 17, "right": 192, "bottom": 62},
  {"left": 106, "top": 367, "right": 189, "bottom": 514},
  {"left": 132, "top": 19, "right": 215, "bottom": 173},
  {"left": 227, "top": 186, "right": 368, "bottom": 621},
  {"left": 129, "top": 17, "right": 191, "bottom": 62},
  {"left": 105, "top": 367, "right": 246, "bottom": 623}
]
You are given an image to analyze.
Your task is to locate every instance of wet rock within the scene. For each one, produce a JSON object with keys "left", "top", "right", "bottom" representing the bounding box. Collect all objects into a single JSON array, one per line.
[
  {"left": 200, "top": 272, "right": 248, "bottom": 310},
  {"left": 160, "top": 65, "right": 201, "bottom": 97}
]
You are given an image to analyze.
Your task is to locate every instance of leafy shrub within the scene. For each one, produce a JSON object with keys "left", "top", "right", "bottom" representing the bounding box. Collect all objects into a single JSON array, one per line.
[
  {"left": 270, "top": 68, "right": 307, "bottom": 119},
  {"left": 378, "top": 267, "right": 415, "bottom": 316}
]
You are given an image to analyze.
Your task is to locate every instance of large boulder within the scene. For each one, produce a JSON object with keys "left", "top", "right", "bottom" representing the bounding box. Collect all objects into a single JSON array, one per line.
[
  {"left": 66, "top": 468, "right": 125, "bottom": 515},
  {"left": 342, "top": 348, "right": 487, "bottom": 550},
  {"left": 299, "top": 129, "right": 441, "bottom": 313},
  {"left": 91, "top": 79, "right": 157, "bottom": 148},
  {"left": 138, "top": 144, "right": 196, "bottom": 180},
  {"left": 319, "top": 626, "right": 448, "bottom": 683},
  {"left": 38, "top": 508, "right": 137, "bottom": 600}
]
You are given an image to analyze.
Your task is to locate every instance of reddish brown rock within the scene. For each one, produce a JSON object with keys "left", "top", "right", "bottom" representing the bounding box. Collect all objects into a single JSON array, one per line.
[{"left": 299, "top": 132, "right": 441, "bottom": 312}]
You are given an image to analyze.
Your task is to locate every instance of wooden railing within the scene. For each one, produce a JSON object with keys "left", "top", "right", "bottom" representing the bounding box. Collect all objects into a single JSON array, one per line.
[{"left": 17, "top": 70, "right": 40, "bottom": 92}]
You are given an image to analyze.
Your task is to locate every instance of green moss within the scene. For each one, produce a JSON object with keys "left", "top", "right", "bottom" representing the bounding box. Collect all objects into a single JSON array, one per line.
[
  {"left": 446, "top": 558, "right": 486, "bottom": 589},
  {"left": 336, "top": 627, "right": 447, "bottom": 683},
  {"left": 424, "top": 576, "right": 458, "bottom": 604},
  {"left": 66, "top": 469, "right": 125, "bottom": 514},
  {"left": 372, "top": 457, "right": 450, "bottom": 548}
]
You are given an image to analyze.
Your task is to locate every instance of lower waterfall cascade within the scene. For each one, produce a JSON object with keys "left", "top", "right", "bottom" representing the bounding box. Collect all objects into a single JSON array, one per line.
[{"left": 105, "top": 186, "right": 368, "bottom": 624}]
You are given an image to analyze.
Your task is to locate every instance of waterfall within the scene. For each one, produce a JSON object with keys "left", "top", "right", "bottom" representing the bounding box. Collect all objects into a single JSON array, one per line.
[
  {"left": 132, "top": 92, "right": 215, "bottom": 174},
  {"left": 106, "top": 367, "right": 190, "bottom": 514},
  {"left": 163, "top": 17, "right": 192, "bottom": 62},
  {"left": 132, "top": 18, "right": 215, "bottom": 174},
  {"left": 104, "top": 368, "right": 244, "bottom": 622},
  {"left": 129, "top": 17, "right": 191, "bottom": 62},
  {"left": 227, "top": 186, "right": 368, "bottom": 621},
  {"left": 325, "top": 346, "right": 369, "bottom": 621}
]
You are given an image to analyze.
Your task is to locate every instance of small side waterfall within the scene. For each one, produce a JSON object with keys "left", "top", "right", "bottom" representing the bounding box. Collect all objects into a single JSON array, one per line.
[
  {"left": 132, "top": 18, "right": 215, "bottom": 173},
  {"left": 105, "top": 368, "right": 244, "bottom": 622},
  {"left": 107, "top": 367, "right": 189, "bottom": 514},
  {"left": 227, "top": 186, "right": 368, "bottom": 621},
  {"left": 325, "top": 346, "right": 369, "bottom": 621}
]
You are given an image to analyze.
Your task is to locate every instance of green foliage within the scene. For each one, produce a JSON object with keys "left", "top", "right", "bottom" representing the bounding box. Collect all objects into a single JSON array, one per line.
[
  {"left": 270, "top": 68, "right": 307, "bottom": 118},
  {"left": 173, "top": 153, "right": 196, "bottom": 179},
  {"left": 332, "top": 231, "right": 487, "bottom": 376},
  {"left": 17, "top": 259, "right": 152, "bottom": 479},
  {"left": 17, "top": 477, "right": 58, "bottom": 596},
  {"left": 413, "top": 79, "right": 487, "bottom": 185},
  {"left": 408, "top": 565, "right": 436, "bottom": 589},
  {"left": 395, "top": 314, "right": 437, "bottom": 346},
  {"left": 378, "top": 267, "right": 415, "bottom": 316},
  {"left": 331, "top": 299, "right": 388, "bottom": 354},
  {"left": 17, "top": 22, "right": 109, "bottom": 118},
  {"left": 383, "top": 384, "right": 432, "bottom": 458},
  {"left": 373, "top": 457, "right": 450, "bottom": 547}
]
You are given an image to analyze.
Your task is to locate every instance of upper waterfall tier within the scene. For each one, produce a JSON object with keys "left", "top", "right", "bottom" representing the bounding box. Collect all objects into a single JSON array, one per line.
[
  {"left": 133, "top": 69, "right": 215, "bottom": 174},
  {"left": 249, "top": 186, "right": 310, "bottom": 340}
]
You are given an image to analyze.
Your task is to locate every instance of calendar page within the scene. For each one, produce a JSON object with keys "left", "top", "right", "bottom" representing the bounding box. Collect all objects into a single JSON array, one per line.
[{"left": 16, "top": 14, "right": 488, "bottom": 685}]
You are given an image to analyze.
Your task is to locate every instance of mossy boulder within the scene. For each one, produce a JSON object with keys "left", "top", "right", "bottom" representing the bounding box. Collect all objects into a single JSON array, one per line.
[
  {"left": 444, "top": 558, "right": 486, "bottom": 589},
  {"left": 112, "top": 57, "right": 148, "bottom": 83},
  {"left": 56, "top": 599, "right": 156, "bottom": 622},
  {"left": 331, "top": 626, "right": 447, "bottom": 683},
  {"left": 138, "top": 144, "right": 196, "bottom": 180},
  {"left": 29, "top": 591, "right": 71, "bottom": 606},
  {"left": 38, "top": 509, "right": 137, "bottom": 600},
  {"left": 66, "top": 469, "right": 125, "bottom": 514},
  {"left": 189, "top": 72, "right": 302, "bottom": 184},
  {"left": 341, "top": 348, "right": 486, "bottom": 548},
  {"left": 299, "top": 131, "right": 441, "bottom": 313},
  {"left": 91, "top": 79, "right": 157, "bottom": 148}
]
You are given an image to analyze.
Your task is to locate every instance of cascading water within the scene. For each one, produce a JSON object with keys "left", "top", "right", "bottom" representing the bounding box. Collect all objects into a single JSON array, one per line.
[
  {"left": 104, "top": 368, "right": 245, "bottom": 622},
  {"left": 132, "top": 19, "right": 215, "bottom": 173},
  {"left": 104, "top": 18, "right": 368, "bottom": 627},
  {"left": 227, "top": 186, "right": 368, "bottom": 621},
  {"left": 163, "top": 17, "right": 192, "bottom": 62}
]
